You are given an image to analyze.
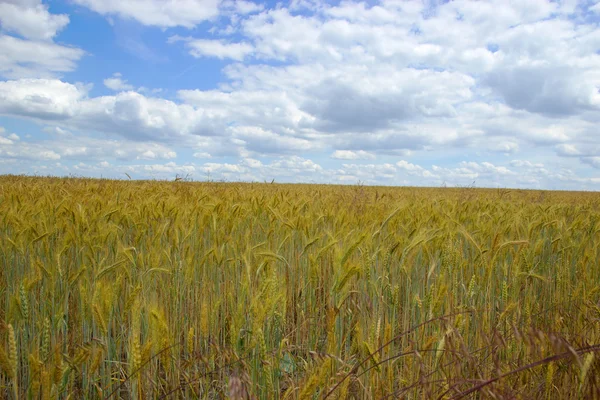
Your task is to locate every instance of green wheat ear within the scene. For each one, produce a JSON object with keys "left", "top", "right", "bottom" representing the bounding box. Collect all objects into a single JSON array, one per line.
[
  {"left": 41, "top": 317, "right": 51, "bottom": 362},
  {"left": 19, "top": 284, "right": 29, "bottom": 321}
]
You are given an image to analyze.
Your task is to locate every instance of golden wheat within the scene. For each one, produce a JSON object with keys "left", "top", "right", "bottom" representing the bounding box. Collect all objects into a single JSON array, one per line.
[{"left": 0, "top": 176, "right": 599, "bottom": 398}]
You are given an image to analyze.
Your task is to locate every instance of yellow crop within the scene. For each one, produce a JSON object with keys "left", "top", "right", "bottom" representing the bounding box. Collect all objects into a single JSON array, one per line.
[{"left": 0, "top": 175, "right": 599, "bottom": 398}]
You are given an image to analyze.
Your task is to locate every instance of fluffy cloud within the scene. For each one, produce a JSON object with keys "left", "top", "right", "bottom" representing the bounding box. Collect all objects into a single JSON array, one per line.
[
  {"left": 5, "top": 0, "right": 597, "bottom": 163},
  {"left": 169, "top": 36, "right": 253, "bottom": 61},
  {"left": 555, "top": 142, "right": 600, "bottom": 171},
  {"left": 104, "top": 73, "right": 134, "bottom": 91},
  {"left": 72, "top": 0, "right": 221, "bottom": 28},
  {"left": 222, "top": 0, "right": 263, "bottom": 15},
  {"left": 0, "top": 1, "right": 83, "bottom": 79},
  {"left": 331, "top": 150, "right": 375, "bottom": 160},
  {"left": 0, "top": 124, "right": 178, "bottom": 163},
  {"left": 0, "top": 79, "right": 224, "bottom": 142},
  {"left": 0, "top": 0, "right": 69, "bottom": 40},
  {"left": 483, "top": 18, "right": 600, "bottom": 117},
  {"left": 338, "top": 163, "right": 398, "bottom": 181},
  {"left": 510, "top": 160, "right": 545, "bottom": 169},
  {"left": 459, "top": 161, "right": 514, "bottom": 176},
  {"left": 0, "top": 78, "right": 319, "bottom": 156},
  {"left": 0, "top": 127, "right": 62, "bottom": 160},
  {"left": 0, "top": 34, "right": 84, "bottom": 79},
  {"left": 582, "top": 157, "right": 600, "bottom": 169},
  {"left": 396, "top": 160, "right": 426, "bottom": 173},
  {"left": 0, "top": 78, "right": 88, "bottom": 119},
  {"left": 74, "top": 156, "right": 323, "bottom": 182},
  {"left": 2, "top": 0, "right": 600, "bottom": 188}
]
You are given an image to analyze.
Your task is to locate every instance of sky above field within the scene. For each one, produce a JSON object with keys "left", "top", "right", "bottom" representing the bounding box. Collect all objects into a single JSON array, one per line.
[{"left": 0, "top": 0, "right": 600, "bottom": 189}]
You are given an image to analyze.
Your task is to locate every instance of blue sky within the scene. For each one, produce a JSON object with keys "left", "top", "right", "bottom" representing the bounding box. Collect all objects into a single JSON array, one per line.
[{"left": 0, "top": 0, "right": 600, "bottom": 189}]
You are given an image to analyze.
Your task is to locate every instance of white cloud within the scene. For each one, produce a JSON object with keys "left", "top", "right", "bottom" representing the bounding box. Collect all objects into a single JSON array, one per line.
[
  {"left": 221, "top": 62, "right": 474, "bottom": 141},
  {"left": 73, "top": 0, "right": 221, "bottom": 28},
  {"left": 170, "top": 36, "right": 253, "bottom": 61},
  {"left": 2, "top": 0, "right": 600, "bottom": 189},
  {"left": 482, "top": 18, "right": 600, "bottom": 117},
  {"left": 0, "top": 79, "right": 227, "bottom": 142},
  {"left": 396, "top": 160, "right": 420, "bottom": 171},
  {"left": 459, "top": 161, "right": 514, "bottom": 175},
  {"left": 0, "top": 78, "right": 88, "bottom": 118},
  {"left": 43, "top": 126, "right": 70, "bottom": 136},
  {"left": 137, "top": 149, "right": 177, "bottom": 160},
  {"left": 487, "top": 140, "right": 519, "bottom": 154},
  {"left": 0, "top": 1, "right": 69, "bottom": 41},
  {"left": 134, "top": 156, "right": 324, "bottom": 182},
  {"left": 271, "top": 156, "right": 322, "bottom": 172},
  {"left": 231, "top": 126, "right": 317, "bottom": 155},
  {"left": 582, "top": 157, "right": 600, "bottom": 169},
  {"left": 193, "top": 151, "right": 211, "bottom": 159},
  {"left": 423, "top": 160, "right": 532, "bottom": 187},
  {"left": 201, "top": 162, "right": 244, "bottom": 174},
  {"left": 556, "top": 143, "right": 582, "bottom": 157},
  {"left": 0, "top": 139, "right": 61, "bottom": 160},
  {"left": 396, "top": 160, "right": 425, "bottom": 173},
  {"left": 223, "top": 0, "right": 263, "bottom": 15},
  {"left": 395, "top": 160, "right": 437, "bottom": 178},
  {"left": 104, "top": 72, "right": 134, "bottom": 91},
  {"left": 510, "top": 160, "right": 544, "bottom": 169},
  {"left": 241, "top": 157, "right": 262, "bottom": 168},
  {"left": 339, "top": 163, "right": 398, "bottom": 181},
  {"left": 0, "top": 34, "right": 84, "bottom": 79},
  {"left": 0, "top": 1, "right": 83, "bottom": 79},
  {"left": 5, "top": 0, "right": 595, "bottom": 167},
  {"left": 555, "top": 142, "right": 600, "bottom": 171},
  {"left": 331, "top": 150, "right": 375, "bottom": 160},
  {"left": 0, "top": 124, "right": 179, "bottom": 163},
  {"left": 137, "top": 162, "right": 195, "bottom": 174}
]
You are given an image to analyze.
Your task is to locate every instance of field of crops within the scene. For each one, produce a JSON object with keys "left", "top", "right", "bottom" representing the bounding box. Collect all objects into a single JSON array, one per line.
[{"left": 0, "top": 176, "right": 599, "bottom": 399}]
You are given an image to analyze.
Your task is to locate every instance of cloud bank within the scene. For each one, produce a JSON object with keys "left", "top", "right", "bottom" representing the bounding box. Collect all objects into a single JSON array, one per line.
[{"left": 0, "top": 0, "right": 599, "bottom": 189}]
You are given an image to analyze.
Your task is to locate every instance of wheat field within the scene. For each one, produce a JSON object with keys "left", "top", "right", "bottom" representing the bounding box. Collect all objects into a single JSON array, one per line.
[{"left": 0, "top": 175, "right": 599, "bottom": 399}]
